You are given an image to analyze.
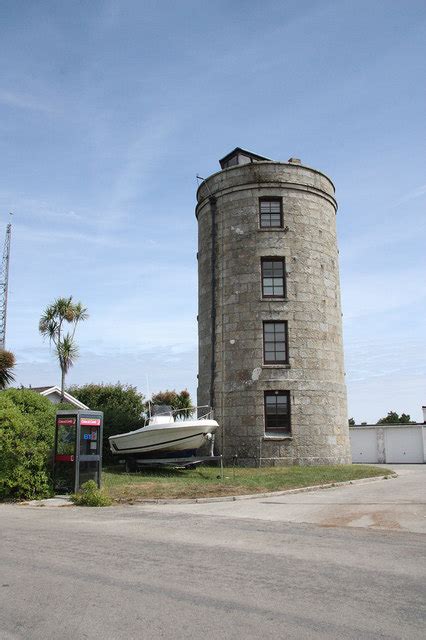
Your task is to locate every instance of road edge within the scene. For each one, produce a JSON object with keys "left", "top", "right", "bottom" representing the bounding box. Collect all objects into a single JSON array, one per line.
[{"left": 12, "top": 472, "right": 396, "bottom": 507}]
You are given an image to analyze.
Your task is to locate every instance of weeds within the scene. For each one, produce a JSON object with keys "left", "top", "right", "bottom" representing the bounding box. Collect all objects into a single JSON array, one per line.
[{"left": 71, "top": 480, "right": 112, "bottom": 507}]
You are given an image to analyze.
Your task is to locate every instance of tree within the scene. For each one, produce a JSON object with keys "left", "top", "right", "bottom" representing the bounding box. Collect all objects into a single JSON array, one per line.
[
  {"left": 39, "top": 296, "right": 88, "bottom": 400},
  {"left": 348, "top": 417, "right": 355, "bottom": 426},
  {"left": 0, "top": 349, "right": 15, "bottom": 389},
  {"left": 69, "top": 383, "right": 145, "bottom": 463},
  {"left": 377, "top": 411, "right": 415, "bottom": 425},
  {"left": 150, "top": 389, "right": 193, "bottom": 419}
]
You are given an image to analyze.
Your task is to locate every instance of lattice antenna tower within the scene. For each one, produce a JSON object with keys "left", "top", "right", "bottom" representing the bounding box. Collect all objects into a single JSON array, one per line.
[{"left": 0, "top": 218, "right": 12, "bottom": 349}]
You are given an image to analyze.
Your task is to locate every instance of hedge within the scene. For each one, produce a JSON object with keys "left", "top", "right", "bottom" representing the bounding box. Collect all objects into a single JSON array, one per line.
[{"left": 0, "top": 390, "right": 56, "bottom": 501}]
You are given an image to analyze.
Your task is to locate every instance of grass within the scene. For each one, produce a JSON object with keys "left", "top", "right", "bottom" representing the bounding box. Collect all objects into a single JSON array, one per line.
[{"left": 102, "top": 464, "right": 393, "bottom": 503}]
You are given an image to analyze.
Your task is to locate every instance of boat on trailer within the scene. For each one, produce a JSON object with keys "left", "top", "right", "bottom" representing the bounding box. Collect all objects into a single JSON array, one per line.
[{"left": 108, "top": 405, "right": 218, "bottom": 458}]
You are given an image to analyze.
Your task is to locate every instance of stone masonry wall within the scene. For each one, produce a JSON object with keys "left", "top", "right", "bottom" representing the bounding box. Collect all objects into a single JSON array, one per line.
[{"left": 196, "top": 161, "right": 352, "bottom": 465}]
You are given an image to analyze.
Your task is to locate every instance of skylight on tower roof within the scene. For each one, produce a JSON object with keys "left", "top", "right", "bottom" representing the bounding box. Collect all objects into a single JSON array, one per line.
[{"left": 219, "top": 147, "right": 272, "bottom": 169}]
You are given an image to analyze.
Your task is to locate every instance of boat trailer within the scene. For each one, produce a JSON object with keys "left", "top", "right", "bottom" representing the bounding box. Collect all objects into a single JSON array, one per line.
[{"left": 123, "top": 454, "right": 224, "bottom": 478}]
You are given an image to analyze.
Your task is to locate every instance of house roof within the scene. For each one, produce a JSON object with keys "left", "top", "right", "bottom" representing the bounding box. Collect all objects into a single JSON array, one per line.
[{"left": 29, "top": 385, "right": 90, "bottom": 410}]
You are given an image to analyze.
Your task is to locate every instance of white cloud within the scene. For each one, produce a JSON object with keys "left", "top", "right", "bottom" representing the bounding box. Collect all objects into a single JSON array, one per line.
[
  {"left": 0, "top": 90, "right": 54, "bottom": 114},
  {"left": 107, "top": 115, "right": 181, "bottom": 209},
  {"left": 13, "top": 345, "right": 198, "bottom": 401},
  {"left": 393, "top": 183, "right": 426, "bottom": 205},
  {"left": 348, "top": 372, "right": 425, "bottom": 424},
  {"left": 342, "top": 267, "right": 425, "bottom": 319},
  {"left": 16, "top": 224, "right": 129, "bottom": 249}
]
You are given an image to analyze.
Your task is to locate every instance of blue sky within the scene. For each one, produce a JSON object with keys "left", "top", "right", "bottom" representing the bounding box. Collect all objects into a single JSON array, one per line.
[{"left": 1, "top": 0, "right": 425, "bottom": 422}]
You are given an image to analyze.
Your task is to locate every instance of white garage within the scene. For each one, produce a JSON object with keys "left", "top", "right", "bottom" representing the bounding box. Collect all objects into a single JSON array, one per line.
[
  {"left": 350, "top": 428, "right": 380, "bottom": 463},
  {"left": 384, "top": 427, "right": 424, "bottom": 463},
  {"left": 350, "top": 425, "right": 426, "bottom": 464}
]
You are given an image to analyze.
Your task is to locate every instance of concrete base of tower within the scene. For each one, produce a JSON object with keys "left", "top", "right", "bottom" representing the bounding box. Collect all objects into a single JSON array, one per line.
[
  {"left": 259, "top": 455, "right": 353, "bottom": 467},
  {"left": 223, "top": 455, "right": 353, "bottom": 467},
  {"left": 219, "top": 431, "right": 353, "bottom": 467}
]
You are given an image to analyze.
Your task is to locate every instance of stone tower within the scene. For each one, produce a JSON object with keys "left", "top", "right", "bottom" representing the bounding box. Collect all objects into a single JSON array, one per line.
[{"left": 196, "top": 148, "right": 351, "bottom": 465}]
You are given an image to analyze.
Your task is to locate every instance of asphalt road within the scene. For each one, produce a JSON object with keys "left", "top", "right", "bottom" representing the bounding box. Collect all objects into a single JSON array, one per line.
[
  {"left": 150, "top": 464, "right": 426, "bottom": 533},
  {"left": 0, "top": 466, "right": 425, "bottom": 640}
]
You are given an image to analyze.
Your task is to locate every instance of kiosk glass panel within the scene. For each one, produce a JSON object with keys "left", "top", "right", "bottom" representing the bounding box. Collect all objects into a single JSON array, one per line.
[
  {"left": 57, "top": 423, "right": 76, "bottom": 455},
  {"left": 79, "top": 461, "right": 99, "bottom": 485},
  {"left": 79, "top": 425, "right": 100, "bottom": 456},
  {"left": 54, "top": 417, "right": 76, "bottom": 493}
]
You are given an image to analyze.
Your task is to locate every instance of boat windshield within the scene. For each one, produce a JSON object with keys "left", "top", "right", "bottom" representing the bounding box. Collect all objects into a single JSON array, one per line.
[
  {"left": 151, "top": 405, "right": 173, "bottom": 417},
  {"left": 145, "top": 405, "right": 212, "bottom": 424}
]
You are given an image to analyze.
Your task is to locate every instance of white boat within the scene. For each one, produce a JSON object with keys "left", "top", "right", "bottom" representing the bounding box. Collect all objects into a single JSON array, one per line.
[{"left": 109, "top": 405, "right": 218, "bottom": 456}]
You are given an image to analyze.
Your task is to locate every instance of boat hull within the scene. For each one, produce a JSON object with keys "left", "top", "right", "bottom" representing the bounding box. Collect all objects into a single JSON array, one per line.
[{"left": 109, "top": 420, "right": 218, "bottom": 455}]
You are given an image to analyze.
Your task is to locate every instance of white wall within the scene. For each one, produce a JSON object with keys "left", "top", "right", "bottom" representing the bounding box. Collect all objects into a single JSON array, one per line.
[
  {"left": 350, "top": 425, "right": 426, "bottom": 464},
  {"left": 44, "top": 390, "right": 62, "bottom": 404}
]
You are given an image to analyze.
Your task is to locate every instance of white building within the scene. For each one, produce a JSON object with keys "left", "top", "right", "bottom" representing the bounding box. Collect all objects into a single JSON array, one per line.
[{"left": 30, "top": 385, "right": 89, "bottom": 410}]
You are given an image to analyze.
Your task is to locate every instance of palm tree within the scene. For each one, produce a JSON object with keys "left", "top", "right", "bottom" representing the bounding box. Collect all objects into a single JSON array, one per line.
[
  {"left": 174, "top": 389, "right": 193, "bottom": 419},
  {"left": 151, "top": 389, "right": 193, "bottom": 420},
  {"left": 39, "top": 296, "right": 88, "bottom": 400},
  {"left": 0, "top": 349, "right": 15, "bottom": 389}
]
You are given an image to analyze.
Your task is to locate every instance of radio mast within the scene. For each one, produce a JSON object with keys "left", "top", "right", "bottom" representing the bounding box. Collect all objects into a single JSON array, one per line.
[{"left": 0, "top": 219, "right": 12, "bottom": 349}]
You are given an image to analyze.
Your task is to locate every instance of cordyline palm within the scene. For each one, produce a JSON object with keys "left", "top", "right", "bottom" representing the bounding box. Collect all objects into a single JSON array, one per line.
[
  {"left": 0, "top": 349, "right": 16, "bottom": 389},
  {"left": 174, "top": 390, "right": 192, "bottom": 419},
  {"left": 151, "top": 389, "right": 193, "bottom": 420},
  {"left": 39, "top": 296, "right": 88, "bottom": 400}
]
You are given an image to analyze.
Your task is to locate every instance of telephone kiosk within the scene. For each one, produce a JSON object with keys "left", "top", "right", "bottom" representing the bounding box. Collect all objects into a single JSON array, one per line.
[{"left": 53, "top": 410, "right": 103, "bottom": 494}]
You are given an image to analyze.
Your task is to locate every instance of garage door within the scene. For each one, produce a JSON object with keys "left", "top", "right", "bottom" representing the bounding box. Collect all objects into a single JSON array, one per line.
[
  {"left": 384, "top": 427, "right": 424, "bottom": 463},
  {"left": 350, "top": 429, "right": 378, "bottom": 463}
]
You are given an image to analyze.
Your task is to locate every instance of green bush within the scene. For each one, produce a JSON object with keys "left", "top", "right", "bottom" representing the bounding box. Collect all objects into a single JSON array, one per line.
[
  {"left": 71, "top": 480, "right": 112, "bottom": 506},
  {"left": 2, "top": 388, "right": 56, "bottom": 442},
  {"left": 0, "top": 390, "right": 56, "bottom": 501}
]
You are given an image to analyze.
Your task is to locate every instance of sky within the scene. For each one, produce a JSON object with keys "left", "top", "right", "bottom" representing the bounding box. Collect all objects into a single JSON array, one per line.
[{"left": 1, "top": 0, "right": 425, "bottom": 422}]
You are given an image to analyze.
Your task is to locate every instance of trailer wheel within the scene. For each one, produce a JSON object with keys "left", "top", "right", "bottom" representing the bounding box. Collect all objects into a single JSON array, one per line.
[{"left": 125, "top": 458, "right": 137, "bottom": 473}]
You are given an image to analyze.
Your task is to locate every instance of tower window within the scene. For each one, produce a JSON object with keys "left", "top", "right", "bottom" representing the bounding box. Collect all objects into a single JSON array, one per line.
[
  {"left": 259, "top": 198, "right": 283, "bottom": 228},
  {"left": 264, "top": 391, "right": 291, "bottom": 434},
  {"left": 261, "top": 258, "right": 286, "bottom": 298},
  {"left": 263, "top": 321, "right": 288, "bottom": 364}
]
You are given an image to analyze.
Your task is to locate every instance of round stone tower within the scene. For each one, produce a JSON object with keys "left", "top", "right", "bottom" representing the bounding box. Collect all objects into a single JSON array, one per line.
[{"left": 196, "top": 148, "right": 351, "bottom": 465}]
